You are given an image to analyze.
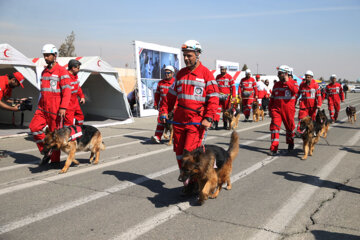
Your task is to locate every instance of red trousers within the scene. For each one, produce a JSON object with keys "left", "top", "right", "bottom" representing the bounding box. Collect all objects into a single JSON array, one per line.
[
  {"left": 242, "top": 98, "right": 254, "bottom": 118},
  {"left": 328, "top": 99, "right": 340, "bottom": 121},
  {"left": 64, "top": 103, "right": 84, "bottom": 126},
  {"left": 154, "top": 116, "right": 165, "bottom": 140},
  {"left": 270, "top": 108, "right": 295, "bottom": 152},
  {"left": 296, "top": 108, "right": 317, "bottom": 133},
  {"left": 173, "top": 124, "right": 205, "bottom": 169},
  {"left": 29, "top": 109, "right": 62, "bottom": 162}
]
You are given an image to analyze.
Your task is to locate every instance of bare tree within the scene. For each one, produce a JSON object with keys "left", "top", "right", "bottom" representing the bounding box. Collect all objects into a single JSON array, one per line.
[
  {"left": 241, "top": 64, "right": 248, "bottom": 71},
  {"left": 58, "top": 31, "right": 76, "bottom": 57}
]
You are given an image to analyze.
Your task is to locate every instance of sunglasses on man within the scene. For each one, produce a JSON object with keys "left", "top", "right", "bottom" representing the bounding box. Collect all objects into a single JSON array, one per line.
[{"left": 165, "top": 71, "right": 172, "bottom": 75}]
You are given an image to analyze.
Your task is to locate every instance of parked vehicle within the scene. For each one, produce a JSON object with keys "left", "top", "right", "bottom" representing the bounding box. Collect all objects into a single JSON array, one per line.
[{"left": 351, "top": 86, "right": 360, "bottom": 93}]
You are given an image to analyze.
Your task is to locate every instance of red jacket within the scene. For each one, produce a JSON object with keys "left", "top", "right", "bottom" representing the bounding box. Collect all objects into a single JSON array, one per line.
[
  {"left": 297, "top": 79, "right": 322, "bottom": 109},
  {"left": 269, "top": 79, "right": 299, "bottom": 112},
  {"left": 68, "top": 72, "right": 84, "bottom": 110},
  {"left": 160, "top": 62, "right": 219, "bottom": 123},
  {"left": 154, "top": 77, "right": 175, "bottom": 108},
  {"left": 38, "top": 63, "right": 71, "bottom": 113},
  {"left": 215, "top": 73, "right": 236, "bottom": 97},
  {"left": 324, "top": 83, "right": 344, "bottom": 102},
  {"left": 238, "top": 77, "right": 258, "bottom": 99},
  {"left": 0, "top": 75, "right": 12, "bottom": 100}
]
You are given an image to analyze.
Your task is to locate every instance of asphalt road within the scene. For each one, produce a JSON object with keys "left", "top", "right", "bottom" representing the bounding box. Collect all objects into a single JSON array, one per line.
[{"left": 0, "top": 94, "right": 359, "bottom": 240}]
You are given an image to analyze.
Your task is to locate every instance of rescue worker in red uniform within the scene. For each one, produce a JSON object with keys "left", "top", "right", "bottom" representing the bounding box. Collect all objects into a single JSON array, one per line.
[
  {"left": 324, "top": 74, "right": 344, "bottom": 122},
  {"left": 0, "top": 72, "right": 25, "bottom": 111},
  {"left": 160, "top": 40, "right": 219, "bottom": 195},
  {"left": 238, "top": 69, "right": 258, "bottom": 121},
  {"left": 29, "top": 44, "right": 71, "bottom": 166},
  {"left": 213, "top": 65, "right": 236, "bottom": 129},
  {"left": 296, "top": 70, "right": 322, "bottom": 134},
  {"left": 268, "top": 65, "right": 299, "bottom": 155},
  {"left": 262, "top": 79, "right": 271, "bottom": 113},
  {"left": 64, "top": 59, "right": 85, "bottom": 126},
  {"left": 255, "top": 74, "right": 266, "bottom": 107},
  {"left": 151, "top": 65, "right": 176, "bottom": 143}
]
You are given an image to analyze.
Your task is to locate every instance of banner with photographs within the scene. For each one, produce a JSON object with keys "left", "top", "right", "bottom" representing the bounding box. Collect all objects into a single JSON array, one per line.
[
  {"left": 215, "top": 60, "right": 240, "bottom": 72},
  {"left": 134, "top": 41, "right": 181, "bottom": 117}
]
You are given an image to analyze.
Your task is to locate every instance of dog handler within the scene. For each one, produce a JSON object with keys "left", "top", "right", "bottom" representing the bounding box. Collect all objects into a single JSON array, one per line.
[
  {"left": 214, "top": 65, "right": 236, "bottom": 129},
  {"left": 268, "top": 65, "right": 299, "bottom": 155},
  {"left": 29, "top": 44, "right": 71, "bottom": 165},
  {"left": 324, "top": 74, "right": 344, "bottom": 122},
  {"left": 160, "top": 40, "right": 219, "bottom": 195},
  {"left": 0, "top": 72, "right": 25, "bottom": 111},
  {"left": 151, "top": 65, "right": 176, "bottom": 143},
  {"left": 238, "top": 69, "right": 258, "bottom": 121},
  {"left": 64, "top": 59, "right": 85, "bottom": 126},
  {"left": 296, "top": 70, "right": 322, "bottom": 134}
]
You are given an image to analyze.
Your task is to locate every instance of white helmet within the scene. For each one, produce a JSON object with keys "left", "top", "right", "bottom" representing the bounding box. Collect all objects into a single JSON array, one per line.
[
  {"left": 305, "top": 70, "right": 314, "bottom": 76},
  {"left": 288, "top": 67, "right": 294, "bottom": 75},
  {"left": 245, "top": 69, "right": 251, "bottom": 74},
  {"left": 330, "top": 74, "right": 337, "bottom": 79},
  {"left": 164, "top": 65, "right": 175, "bottom": 73},
  {"left": 42, "top": 44, "right": 58, "bottom": 55},
  {"left": 277, "top": 65, "right": 291, "bottom": 73},
  {"left": 220, "top": 65, "right": 227, "bottom": 70},
  {"left": 181, "top": 40, "right": 202, "bottom": 53}
]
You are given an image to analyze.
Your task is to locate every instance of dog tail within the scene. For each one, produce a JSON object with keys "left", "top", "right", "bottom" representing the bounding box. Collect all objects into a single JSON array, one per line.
[
  {"left": 100, "top": 141, "right": 106, "bottom": 151},
  {"left": 228, "top": 131, "right": 239, "bottom": 160}
]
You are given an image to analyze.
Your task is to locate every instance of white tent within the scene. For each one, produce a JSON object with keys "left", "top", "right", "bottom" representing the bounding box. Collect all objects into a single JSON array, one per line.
[
  {"left": 33, "top": 56, "right": 133, "bottom": 123},
  {"left": 0, "top": 43, "right": 39, "bottom": 125}
]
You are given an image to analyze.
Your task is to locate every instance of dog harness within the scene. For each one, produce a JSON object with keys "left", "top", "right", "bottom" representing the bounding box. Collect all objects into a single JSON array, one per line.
[{"left": 68, "top": 125, "right": 83, "bottom": 141}]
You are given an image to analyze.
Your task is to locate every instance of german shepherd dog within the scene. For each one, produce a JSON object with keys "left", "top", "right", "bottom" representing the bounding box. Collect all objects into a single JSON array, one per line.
[
  {"left": 178, "top": 131, "right": 239, "bottom": 205},
  {"left": 299, "top": 116, "right": 316, "bottom": 160},
  {"left": 346, "top": 106, "right": 356, "bottom": 124},
  {"left": 43, "top": 125, "right": 105, "bottom": 173},
  {"left": 252, "top": 101, "right": 264, "bottom": 122},
  {"left": 223, "top": 104, "right": 241, "bottom": 130},
  {"left": 163, "top": 111, "right": 174, "bottom": 145},
  {"left": 315, "top": 109, "right": 330, "bottom": 139}
]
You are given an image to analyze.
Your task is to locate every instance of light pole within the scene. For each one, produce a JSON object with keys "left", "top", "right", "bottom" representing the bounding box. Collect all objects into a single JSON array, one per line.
[{"left": 256, "top": 63, "right": 259, "bottom": 74}]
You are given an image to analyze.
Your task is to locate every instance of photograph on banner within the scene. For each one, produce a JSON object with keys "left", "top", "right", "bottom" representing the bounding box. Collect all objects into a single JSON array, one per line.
[
  {"left": 134, "top": 41, "right": 181, "bottom": 117},
  {"left": 215, "top": 60, "right": 240, "bottom": 72},
  {"left": 160, "top": 52, "right": 180, "bottom": 79}
]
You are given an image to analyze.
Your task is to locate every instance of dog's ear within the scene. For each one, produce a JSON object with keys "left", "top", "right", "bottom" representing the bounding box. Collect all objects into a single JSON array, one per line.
[{"left": 183, "top": 149, "right": 189, "bottom": 156}]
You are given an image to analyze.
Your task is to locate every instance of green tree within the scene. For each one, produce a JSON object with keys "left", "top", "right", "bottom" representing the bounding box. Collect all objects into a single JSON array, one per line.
[
  {"left": 58, "top": 31, "right": 76, "bottom": 57},
  {"left": 241, "top": 64, "right": 248, "bottom": 71}
]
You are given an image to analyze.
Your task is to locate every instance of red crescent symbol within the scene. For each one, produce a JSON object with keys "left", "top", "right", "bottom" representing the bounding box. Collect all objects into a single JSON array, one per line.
[
  {"left": 4, "top": 49, "right": 9, "bottom": 58},
  {"left": 97, "top": 60, "right": 101, "bottom": 67}
]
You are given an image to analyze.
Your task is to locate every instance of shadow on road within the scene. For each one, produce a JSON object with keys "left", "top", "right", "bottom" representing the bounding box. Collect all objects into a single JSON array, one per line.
[
  {"left": 1, "top": 150, "right": 39, "bottom": 164},
  {"left": 273, "top": 171, "right": 360, "bottom": 194},
  {"left": 103, "top": 170, "right": 196, "bottom": 208},
  {"left": 311, "top": 230, "right": 360, "bottom": 240},
  {"left": 340, "top": 147, "right": 360, "bottom": 154}
]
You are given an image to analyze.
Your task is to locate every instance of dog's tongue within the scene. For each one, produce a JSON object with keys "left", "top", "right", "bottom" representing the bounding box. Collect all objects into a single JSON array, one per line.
[
  {"left": 47, "top": 149, "right": 53, "bottom": 157},
  {"left": 184, "top": 178, "right": 190, "bottom": 186}
]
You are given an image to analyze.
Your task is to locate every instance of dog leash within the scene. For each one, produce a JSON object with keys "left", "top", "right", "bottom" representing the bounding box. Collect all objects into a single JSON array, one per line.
[{"left": 160, "top": 115, "right": 201, "bottom": 126}]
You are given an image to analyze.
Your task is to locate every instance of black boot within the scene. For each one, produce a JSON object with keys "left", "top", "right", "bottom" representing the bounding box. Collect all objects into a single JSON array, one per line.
[
  {"left": 288, "top": 143, "right": 294, "bottom": 152},
  {"left": 214, "top": 121, "right": 219, "bottom": 130},
  {"left": 223, "top": 121, "right": 228, "bottom": 129}
]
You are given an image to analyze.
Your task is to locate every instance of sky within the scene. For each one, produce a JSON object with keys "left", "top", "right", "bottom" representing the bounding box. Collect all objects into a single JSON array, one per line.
[{"left": 1, "top": 0, "right": 359, "bottom": 80}]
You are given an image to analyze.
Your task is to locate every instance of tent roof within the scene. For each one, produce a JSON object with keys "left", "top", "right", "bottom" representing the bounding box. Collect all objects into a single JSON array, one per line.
[
  {"left": 0, "top": 43, "right": 35, "bottom": 68},
  {"left": 32, "top": 56, "right": 118, "bottom": 74}
]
